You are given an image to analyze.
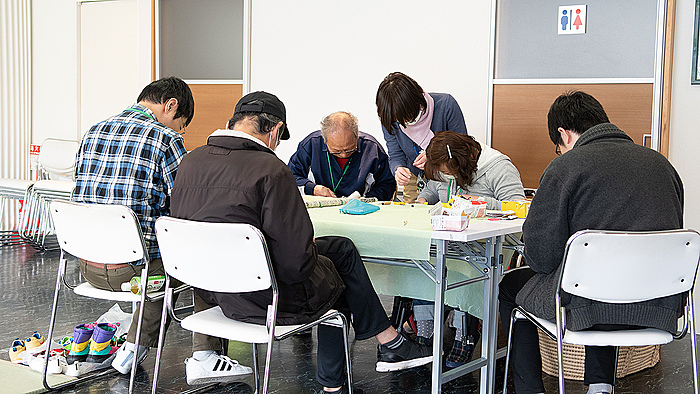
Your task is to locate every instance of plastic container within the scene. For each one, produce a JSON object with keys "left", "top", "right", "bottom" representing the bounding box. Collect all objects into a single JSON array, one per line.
[{"left": 120, "top": 275, "right": 165, "bottom": 294}]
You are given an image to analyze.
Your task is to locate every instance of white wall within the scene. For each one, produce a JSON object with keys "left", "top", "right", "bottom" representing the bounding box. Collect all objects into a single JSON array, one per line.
[
  {"left": 32, "top": 0, "right": 78, "bottom": 144},
  {"left": 250, "top": 0, "right": 492, "bottom": 163},
  {"left": 668, "top": 1, "right": 700, "bottom": 323},
  {"left": 32, "top": 0, "right": 152, "bottom": 145}
]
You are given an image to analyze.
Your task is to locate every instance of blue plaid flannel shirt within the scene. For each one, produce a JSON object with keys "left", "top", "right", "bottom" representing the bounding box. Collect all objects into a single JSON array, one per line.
[{"left": 73, "top": 103, "right": 187, "bottom": 261}]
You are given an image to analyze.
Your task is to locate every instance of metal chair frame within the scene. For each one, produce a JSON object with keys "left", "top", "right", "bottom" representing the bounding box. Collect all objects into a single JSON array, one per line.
[{"left": 503, "top": 229, "right": 700, "bottom": 394}]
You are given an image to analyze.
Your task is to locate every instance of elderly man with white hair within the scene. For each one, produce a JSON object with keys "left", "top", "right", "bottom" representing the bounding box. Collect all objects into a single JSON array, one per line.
[{"left": 288, "top": 111, "right": 396, "bottom": 201}]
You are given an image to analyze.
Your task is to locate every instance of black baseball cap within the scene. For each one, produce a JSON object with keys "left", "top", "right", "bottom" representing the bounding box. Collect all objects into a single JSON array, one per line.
[{"left": 233, "top": 91, "right": 290, "bottom": 140}]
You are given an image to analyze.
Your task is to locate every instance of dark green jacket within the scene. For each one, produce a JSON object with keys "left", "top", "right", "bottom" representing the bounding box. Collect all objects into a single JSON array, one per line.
[{"left": 516, "top": 123, "right": 685, "bottom": 333}]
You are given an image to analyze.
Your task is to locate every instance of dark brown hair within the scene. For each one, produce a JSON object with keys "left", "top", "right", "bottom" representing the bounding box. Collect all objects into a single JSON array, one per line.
[
  {"left": 375, "top": 72, "right": 426, "bottom": 135},
  {"left": 424, "top": 131, "right": 481, "bottom": 188}
]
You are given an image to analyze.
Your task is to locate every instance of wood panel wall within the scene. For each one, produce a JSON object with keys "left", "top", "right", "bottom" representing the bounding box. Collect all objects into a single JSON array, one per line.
[
  {"left": 491, "top": 84, "right": 653, "bottom": 189},
  {"left": 183, "top": 84, "right": 243, "bottom": 151}
]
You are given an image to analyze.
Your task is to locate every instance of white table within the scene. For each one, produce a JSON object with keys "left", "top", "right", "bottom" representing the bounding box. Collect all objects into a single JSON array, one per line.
[{"left": 307, "top": 204, "right": 523, "bottom": 393}]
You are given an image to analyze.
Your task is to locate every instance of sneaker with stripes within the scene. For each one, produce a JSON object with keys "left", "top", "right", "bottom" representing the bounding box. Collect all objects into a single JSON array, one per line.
[{"left": 185, "top": 352, "right": 253, "bottom": 386}]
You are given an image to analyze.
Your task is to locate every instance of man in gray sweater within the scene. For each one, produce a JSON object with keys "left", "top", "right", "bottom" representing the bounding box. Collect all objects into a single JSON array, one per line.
[{"left": 498, "top": 91, "right": 684, "bottom": 394}]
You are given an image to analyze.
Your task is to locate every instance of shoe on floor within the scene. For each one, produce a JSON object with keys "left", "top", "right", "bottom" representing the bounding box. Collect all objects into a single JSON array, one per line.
[
  {"left": 86, "top": 323, "right": 118, "bottom": 363},
  {"left": 111, "top": 341, "right": 149, "bottom": 374},
  {"left": 376, "top": 334, "right": 432, "bottom": 372},
  {"left": 28, "top": 351, "right": 66, "bottom": 375},
  {"left": 9, "top": 338, "right": 25, "bottom": 363},
  {"left": 25, "top": 331, "right": 45, "bottom": 350},
  {"left": 185, "top": 352, "right": 253, "bottom": 385},
  {"left": 67, "top": 323, "right": 94, "bottom": 364}
]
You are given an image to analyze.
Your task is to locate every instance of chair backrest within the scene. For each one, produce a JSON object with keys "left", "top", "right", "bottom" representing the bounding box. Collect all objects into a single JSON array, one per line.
[
  {"left": 49, "top": 200, "right": 147, "bottom": 264},
  {"left": 38, "top": 139, "right": 79, "bottom": 180},
  {"left": 155, "top": 217, "right": 274, "bottom": 293},
  {"left": 559, "top": 229, "right": 700, "bottom": 303}
]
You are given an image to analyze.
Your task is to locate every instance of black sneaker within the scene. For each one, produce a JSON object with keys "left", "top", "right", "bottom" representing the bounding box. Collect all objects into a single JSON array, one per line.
[{"left": 376, "top": 335, "right": 432, "bottom": 372}]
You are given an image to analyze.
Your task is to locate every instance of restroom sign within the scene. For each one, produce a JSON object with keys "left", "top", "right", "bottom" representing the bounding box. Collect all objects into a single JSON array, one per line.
[{"left": 558, "top": 5, "right": 587, "bottom": 35}]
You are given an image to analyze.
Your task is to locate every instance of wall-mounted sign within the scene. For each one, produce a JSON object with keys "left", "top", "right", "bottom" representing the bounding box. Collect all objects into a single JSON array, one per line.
[{"left": 559, "top": 5, "right": 587, "bottom": 35}]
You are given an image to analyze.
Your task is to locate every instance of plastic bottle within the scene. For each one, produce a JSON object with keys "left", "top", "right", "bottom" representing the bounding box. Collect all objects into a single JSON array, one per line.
[{"left": 120, "top": 275, "right": 165, "bottom": 294}]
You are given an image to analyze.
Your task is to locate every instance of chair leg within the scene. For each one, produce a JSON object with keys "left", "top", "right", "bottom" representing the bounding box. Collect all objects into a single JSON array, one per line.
[
  {"left": 556, "top": 333, "right": 565, "bottom": 394},
  {"left": 151, "top": 287, "right": 172, "bottom": 394},
  {"left": 42, "top": 254, "right": 65, "bottom": 391},
  {"left": 251, "top": 343, "right": 260, "bottom": 394},
  {"left": 502, "top": 308, "right": 518, "bottom": 394},
  {"left": 688, "top": 294, "right": 699, "bottom": 394},
  {"left": 262, "top": 332, "right": 275, "bottom": 394},
  {"left": 611, "top": 346, "right": 619, "bottom": 394},
  {"left": 129, "top": 268, "right": 149, "bottom": 394},
  {"left": 337, "top": 312, "right": 353, "bottom": 394}
]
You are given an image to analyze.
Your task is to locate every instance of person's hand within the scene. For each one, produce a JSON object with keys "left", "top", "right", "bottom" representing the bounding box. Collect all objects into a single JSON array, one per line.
[
  {"left": 413, "top": 151, "right": 427, "bottom": 170},
  {"left": 313, "top": 185, "right": 336, "bottom": 197},
  {"left": 416, "top": 197, "right": 428, "bottom": 204},
  {"left": 395, "top": 167, "right": 412, "bottom": 186}
]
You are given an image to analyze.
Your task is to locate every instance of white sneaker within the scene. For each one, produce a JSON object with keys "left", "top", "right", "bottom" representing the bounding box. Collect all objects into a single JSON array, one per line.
[
  {"left": 29, "top": 353, "right": 66, "bottom": 375},
  {"left": 185, "top": 353, "right": 253, "bottom": 385},
  {"left": 111, "top": 342, "right": 149, "bottom": 374}
]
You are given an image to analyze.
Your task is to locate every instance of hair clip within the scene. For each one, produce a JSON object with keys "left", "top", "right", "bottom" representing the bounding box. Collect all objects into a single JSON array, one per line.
[{"left": 446, "top": 144, "right": 453, "bottom": 159}]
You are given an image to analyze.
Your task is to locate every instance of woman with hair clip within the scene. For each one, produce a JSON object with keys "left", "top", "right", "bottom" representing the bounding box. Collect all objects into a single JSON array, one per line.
[
  {"left": 415, "top": 131, "right": 526, "bottom": 367},
  {"left": 375, "top": 72, "right": 468, "bottom": 202}
]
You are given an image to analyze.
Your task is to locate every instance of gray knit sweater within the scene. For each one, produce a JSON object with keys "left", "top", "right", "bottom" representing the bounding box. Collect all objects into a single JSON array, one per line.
[
  {"left": 416, "top": 144, "right": 525, "bottom": 208},
  {"left": 515, "top": 123, "right": 685, "bottom": 333}
]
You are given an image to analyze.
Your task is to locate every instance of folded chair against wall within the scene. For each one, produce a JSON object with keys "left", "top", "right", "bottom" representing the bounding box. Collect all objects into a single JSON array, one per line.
[
  {"left": 20, "top": 138, "right": 79, "bottom": 250},
  {"left": 46, "top": 200, "right": 153, "bottom": 394},
  {"left": 152, "top": 217, "right": 354, "bottom": 394},
  {"left": 503, "top": 229, "right": 700, "bottom": 394},
  {"left": 0, "top": 179, "right": 33, "bottom": 246}
]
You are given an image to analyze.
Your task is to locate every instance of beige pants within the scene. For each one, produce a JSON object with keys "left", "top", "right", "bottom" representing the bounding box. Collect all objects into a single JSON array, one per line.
[{"left": 79, "top": 259, "right": 220, "bottom": 351}]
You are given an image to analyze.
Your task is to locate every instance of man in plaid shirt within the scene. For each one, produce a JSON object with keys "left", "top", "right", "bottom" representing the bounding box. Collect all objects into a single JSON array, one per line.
[{"left": 73, "top": 77, "right": 252, "bottom": 383}]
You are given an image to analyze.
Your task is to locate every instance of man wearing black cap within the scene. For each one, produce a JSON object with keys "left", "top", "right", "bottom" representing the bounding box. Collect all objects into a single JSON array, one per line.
[{"left": 171, "top": 91, "right": 431, "bottom": 393}]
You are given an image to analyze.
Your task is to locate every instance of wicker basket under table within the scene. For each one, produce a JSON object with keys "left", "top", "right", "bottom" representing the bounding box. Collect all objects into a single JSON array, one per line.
[{"left": 537, "top": 330, "right": 661, "bottom": 380}]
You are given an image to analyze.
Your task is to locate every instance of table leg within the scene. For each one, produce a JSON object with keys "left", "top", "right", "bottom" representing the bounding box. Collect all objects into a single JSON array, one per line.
[
  {"left": 431, "top": 240, "right": 448, "bottom": 394},
  {"left": 484, "top": 236, "right": 503, "bottom": 394}
]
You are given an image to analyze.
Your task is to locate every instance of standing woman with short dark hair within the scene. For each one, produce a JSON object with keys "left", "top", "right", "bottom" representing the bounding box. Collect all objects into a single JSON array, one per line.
[{"left": 375, "top": 72, "right": 468, "bottom": 201}]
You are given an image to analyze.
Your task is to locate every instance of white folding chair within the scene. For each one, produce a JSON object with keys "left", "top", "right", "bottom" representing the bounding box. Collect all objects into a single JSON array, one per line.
[
  {"left": 152, "top": 217, "right": 354, "bottom": 394},
  {"left": 45, "top": 201, "right": 152, "bottom": 394},
  {"left": 0, "top": 179, "right": 33, "bottom": 246},
  {"left": 21, "top": 138, "right": 78, "bottom": 250},
  {"left": 503, "top": 229, "right": 700, "bottom": 394}
]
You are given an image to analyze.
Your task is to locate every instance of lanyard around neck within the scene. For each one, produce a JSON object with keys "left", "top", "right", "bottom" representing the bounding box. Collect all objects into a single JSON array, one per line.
[
  {"left": 124, "top": 108, "right": 156, "bottom": 121},
  {"left": 446, "top": 178, "right": 462, "bottom": 199},
  {"left": 326, "top": 152, "right": 352, "bottom": 193}
]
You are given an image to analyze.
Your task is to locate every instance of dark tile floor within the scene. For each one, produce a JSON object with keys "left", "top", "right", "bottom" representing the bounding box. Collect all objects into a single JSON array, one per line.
[{"left": 0, "top": 243, "right": 697, "bottom": 393}]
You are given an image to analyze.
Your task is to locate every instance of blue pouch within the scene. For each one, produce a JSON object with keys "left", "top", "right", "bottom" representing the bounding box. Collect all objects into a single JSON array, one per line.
[{"left": 339, "top": 199, "right": 380, "bottom": 215}]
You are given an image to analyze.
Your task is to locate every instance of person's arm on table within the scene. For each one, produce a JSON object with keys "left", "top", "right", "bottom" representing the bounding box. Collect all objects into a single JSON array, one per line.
[
  {"left": 474, "top": 160, "right": 525, "bottom": 210},
  {"left": 416, "top": 180, "right": 440, "bottom": 205}
]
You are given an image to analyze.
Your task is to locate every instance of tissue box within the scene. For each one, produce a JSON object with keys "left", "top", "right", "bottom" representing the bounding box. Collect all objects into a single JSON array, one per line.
[
  {"left": 431, "top": 215, "right": 469, "bottom": 231},
  {"left": 501, "top": 200, "right": 531, "bottom": 218}
]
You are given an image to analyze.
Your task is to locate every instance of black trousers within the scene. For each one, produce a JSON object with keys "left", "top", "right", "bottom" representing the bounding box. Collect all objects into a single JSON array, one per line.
[
  {"left": 499, "top": 268, "right": 642, "bottom": 393},
  {"left": 315, "top": 236, "right": 392, "bottom": 387}
]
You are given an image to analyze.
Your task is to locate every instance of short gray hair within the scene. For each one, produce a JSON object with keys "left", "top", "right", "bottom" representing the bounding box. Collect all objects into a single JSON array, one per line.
[{"left": 320, "top": 111, "right": 359, "bottom": 139}]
